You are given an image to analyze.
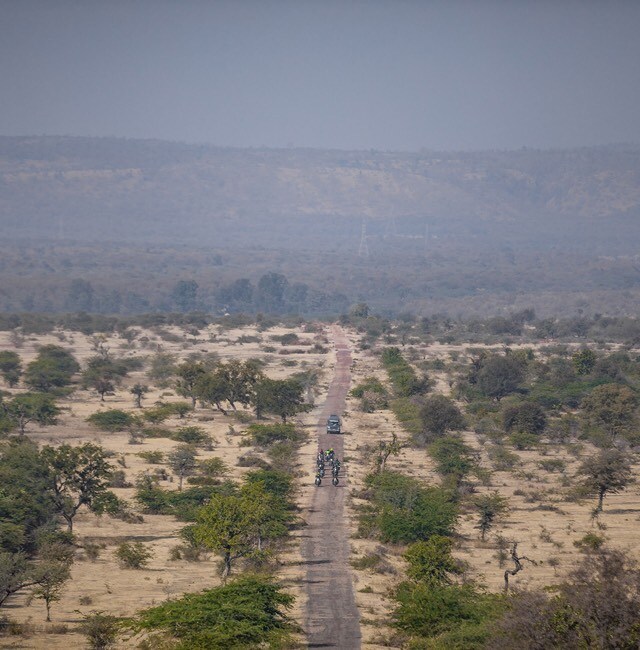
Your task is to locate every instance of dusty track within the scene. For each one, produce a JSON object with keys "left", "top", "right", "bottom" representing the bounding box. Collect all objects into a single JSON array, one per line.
[{"left": 302, "top": 326, "right": 361, "bottom": 649}]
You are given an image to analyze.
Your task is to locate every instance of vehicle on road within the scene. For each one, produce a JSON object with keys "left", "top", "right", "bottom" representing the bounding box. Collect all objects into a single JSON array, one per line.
[{"left": 327, "top": 415, "right": 341, "bottom": 434}]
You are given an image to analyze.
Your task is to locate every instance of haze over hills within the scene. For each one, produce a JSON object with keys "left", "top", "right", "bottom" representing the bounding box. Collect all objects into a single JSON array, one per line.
[{"left": 1, "top": 135, "right": 640, "bottom": 317}]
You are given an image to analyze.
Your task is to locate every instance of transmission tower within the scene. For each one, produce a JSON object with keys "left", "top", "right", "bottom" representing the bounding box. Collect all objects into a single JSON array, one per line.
[{"left": 358, "top": 219, "right": 370, "bottom": 258}]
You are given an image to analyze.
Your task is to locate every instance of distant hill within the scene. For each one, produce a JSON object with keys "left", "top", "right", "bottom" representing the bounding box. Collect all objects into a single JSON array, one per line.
[
  {"left": 1, "top": 136, "right": 639, "bottom": 252},
  {"left": 1, "top": 136, "right": 640, "bottom": 317}
]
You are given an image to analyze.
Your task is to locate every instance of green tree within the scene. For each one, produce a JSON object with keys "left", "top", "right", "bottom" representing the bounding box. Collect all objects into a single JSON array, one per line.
[
  {"left": 190, "top": 492, "right": 257, "bottom": 578},
  {"left": 114, "top": 541, "right": 153, "bottom": 569},
  {"left": 80, "top": 610, "right": 120, "bottom": 650},
  {"left": 404, "top": 535, "right": 461, "bottom": 585},
  {"left": 476, "top": 356, "right": 524, "bottom": 401},
  {"left": 239, "top": 481, "right": 289, "bottom": 552},
  {"left": 349, "top": 302, "right": 370, "bottom": 319},
  {"left": 175, "top": 361, "right": 207, "bottom": 407},
  {"left": 168, "top": 444, "right": 197, "bottom": 491},
  {"left": 577, "top": 448, "right": 633, "bottom": 512},
  {"left": 0, "top": 438, "right": 55, "bottom": 553},
  {"left": 146, "top": 352, "right": 177, "bottom": 388},
  {"left": 218, "top": 360, "right": 263, "bottom": 411},
  {"left": 572, "top": 348, "right": 597, "bottom": 375},
  {"left": 24, "top": 345, "right": 79, "bottom": 392},
  {"left": 473, "top": 492, "right": 508, "bottom": 540},
  {"left": 503, "top": 402, "right": 547, "bottom": 435},
  {"left": 29, "top": 556, "right": 72, "bottom": 621},
  {"left": 130, "top": 383, "right": 148, "bottom": 408},
  {"left": 2, "top": 393, "right": 60, "bottom": 434},
  {"left": 0, "top": 552, "right": 36, "bottom": 607},
  {"left": 252, "top": 377, "right": 311, "bottom": 422},
  {"left": 256, "top": 272, "right": 288, "bottom": 313},
  {"left": 420, "top": 394, "right": 465, "bottom": 439},
  {"left": 171, "top": 279, "right": 198, "bottom": 312},
  {"left": 429, "top": 436, "right": 476, "bottom": 488},
  {"left": 581, "top": 383, "right": 638, "bottom": 442},
  {"left": 82, "top": 356, "right": 131, "bottom": 401},
  {"left": 40, "top": 443, "right": 113, "bottom": 531},
  {"left": 0, "top": 351, "right": 22, "bottom": 387},
  {"left": 363, "top": 471, "right": 458, "bottom": 544},
  {"left": 194, "top": 371, "right": 230, "bottom": 414}
]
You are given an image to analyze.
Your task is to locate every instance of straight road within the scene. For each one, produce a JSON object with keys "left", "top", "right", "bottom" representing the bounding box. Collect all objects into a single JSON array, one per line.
[{"left": 302, "top": 325, "right": 361, "bottom": 649}]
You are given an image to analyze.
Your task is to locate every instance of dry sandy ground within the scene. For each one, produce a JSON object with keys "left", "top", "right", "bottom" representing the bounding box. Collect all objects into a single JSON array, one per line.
[
  {"left": 3, "top": 326, "right": 639, "bottom": 649},
  {"left": 342, "top": 339, "right": 640, "bottom": 649},
  {"left": 0, "top": 322, "right": 331, "bottom": 648}
]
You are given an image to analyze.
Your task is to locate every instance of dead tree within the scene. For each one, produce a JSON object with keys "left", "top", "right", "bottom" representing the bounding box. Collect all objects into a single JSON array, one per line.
[
  {"left": 375, "top": 433, "right": 404, "bottom": 472},
  {"left": 504, "top": 542, "right": 537, "bottom": 593}
]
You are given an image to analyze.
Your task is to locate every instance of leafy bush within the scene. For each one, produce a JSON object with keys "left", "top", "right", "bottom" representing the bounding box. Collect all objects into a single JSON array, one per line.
[
  {"left": 134, "top": 476, "right": 235, "bottom": 520},
  {"left": 114, "top": 541, "right": 153, "bottom": 569},
  {"left": 198, "top": 457, "right": 228, "bottom": 478},
  {"left": 141, "top": 426, "right": 172, "bottom": 439},
  {"left": 537, "top": 458, "right": 566, "bottom": 473},
  {"left": 245, "top": 423, "right": 305, "bottom": 447},
  {"left": 351, "top": 377, "right": 387, "bottom": 399},
  {"left": 487, "top": 446, "right": 521, "bottom": 471},
  {"left": 393, "top": 581, "right": 503, "bottom": 645},
  {"left": 107, "top": 470, "right": 131, "bottom": 488},
  {"left": 237, "top": 455, "right": 271, "bottom": 469},
  {"left": 351, "top": 553, "right": 382, "bottom": 571},
  {"left": 245, "top": 469, "right": 294, "bottom": 505},
  {"left": 172, "top": 426, "right": 211, "bottom": 447},
  {"left": 134, "top": 575, "right": 298, "bottom": 649},
  {"left": 390, "top": 397, "right": 424, "bottom": 437},
  {"left": 420, "top": 394, "right": 465, "bottom": 441},
  {"left": 382, "top": 347, "right": 430, "bottom": 397},
  {"left": 86, "top": 410, "right": 135, "bottom": 432},
  {"left": 359, "top": 471, "right": 457, "bottom": 544},
  {"left": 429, "top": 436, "right": 476, "bottom": 487},
  {"left": 503, "top": 402, "right": 547, "bottom": 435},
  {"left": 137, "top": 450, "right": 164, "bottom": 464},
  {"left": 80, "top": 610, "right": 120, "bottom": 649},
  {"left": 509, "top": 431, "right": 539, "bottom": 450},
  {"left": 351, "top": 377, "right": 389, "bottom": 412}
]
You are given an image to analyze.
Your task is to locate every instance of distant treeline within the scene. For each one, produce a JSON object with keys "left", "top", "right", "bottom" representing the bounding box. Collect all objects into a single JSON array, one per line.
[
  {"left": 3, "top": 308, "right": 640, "bottom": 346},
  {"left": 0, "top": 271, "right": 349, "bottom": 318}
]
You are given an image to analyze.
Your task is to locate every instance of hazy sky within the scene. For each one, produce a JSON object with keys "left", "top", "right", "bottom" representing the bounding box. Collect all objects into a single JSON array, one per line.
[{"left": 2, "top": 0, "right": 640, "bottom": 151}]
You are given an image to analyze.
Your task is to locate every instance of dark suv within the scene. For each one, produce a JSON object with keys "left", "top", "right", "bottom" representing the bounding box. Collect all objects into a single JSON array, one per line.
[{"left": 326, "top": 415, "right": 341, "bottom": 434}]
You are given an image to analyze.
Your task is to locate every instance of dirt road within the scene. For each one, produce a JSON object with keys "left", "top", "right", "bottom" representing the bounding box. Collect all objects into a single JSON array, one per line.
[{"left": 301, "top": 325, "right": 361, "bottom": 649}]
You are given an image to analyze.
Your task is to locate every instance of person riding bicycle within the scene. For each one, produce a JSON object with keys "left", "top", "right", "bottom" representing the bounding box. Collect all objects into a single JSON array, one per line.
[{"left": 326, "top": 448, "right": 335, "bottom": 461}]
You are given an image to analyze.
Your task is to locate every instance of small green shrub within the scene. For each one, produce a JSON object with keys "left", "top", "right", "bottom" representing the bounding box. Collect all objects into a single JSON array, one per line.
[
  {"left": 351, "top": 553, "right": 382, "bottom": 570},
  {"left": 537, "top": 458, "right": 566, "bottom": 473},
  {"left": 107, "top": 470, "right": 132, "bottom": 488},
  {"left": 573, "top": 533, "right": 606, "bottom": 551},
  {"left": 172, "top": 426, "right": 211, "bottom": 446},
  {"left": 114, "top": 541, "right": 153, "bottom": 569},
  {"left": 137, "top": 450, "right": 164, "bottom": 464},
  {"left": 487, "top": 446, "right": 521, "bottom": 471},
  {"left": 509, "top": 431, "right": 539, "bottom": 450},
  {"left": 141, "top": 426, "right": 172, "bottom": 439},
  {"left": 80, "top": 610, "right": 120, "bottom": 650},
  {"left": 134, "top": 575, "right": 298, "bottom": 648},
  {"left": 87, "top": 410, "right": 135, "bottom": 432},
  {"left": 198, "top": 457, "right": 229, "bottom": 478},
  {"left": 245, "top": 423, "right": 305, "bottom": 447}
]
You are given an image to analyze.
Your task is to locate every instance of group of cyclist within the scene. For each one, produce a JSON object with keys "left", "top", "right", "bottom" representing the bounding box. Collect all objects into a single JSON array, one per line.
[{"left": 315, "top": 448, "right": 341, "bottom": 486}]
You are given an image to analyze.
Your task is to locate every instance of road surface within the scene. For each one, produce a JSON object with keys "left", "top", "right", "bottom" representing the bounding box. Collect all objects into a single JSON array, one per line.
[{"left": 302, "top": 325, "right": 361, "bottom": 649}]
